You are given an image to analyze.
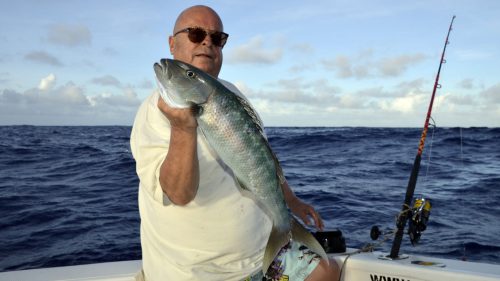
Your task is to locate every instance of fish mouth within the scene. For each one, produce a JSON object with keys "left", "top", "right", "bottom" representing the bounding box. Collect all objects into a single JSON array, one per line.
[
  {"left": 154, "top": 59, "right": 172, "bottom": 80},
  {"left": 154, "top": 59, "right": 185, "bottom": 108},
  {"left": 153, "top": 58, "right": 212, "bottom": 108}
]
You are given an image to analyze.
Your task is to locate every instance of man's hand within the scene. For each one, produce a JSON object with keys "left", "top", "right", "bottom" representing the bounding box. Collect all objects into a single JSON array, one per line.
[
  {"left": 288, "top": 196, "right": 325, "bottom": 231},
  {"left": 158, "top": 97, "right": 198, "bottom": 130},
  {"left": 282, "top": 181, "right": 325, "bottom": 230}
]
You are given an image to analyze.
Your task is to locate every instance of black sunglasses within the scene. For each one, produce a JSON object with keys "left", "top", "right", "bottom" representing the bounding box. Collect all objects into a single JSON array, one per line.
[{"left": 174, "top": 27, "right": 229, "bottom": 48}]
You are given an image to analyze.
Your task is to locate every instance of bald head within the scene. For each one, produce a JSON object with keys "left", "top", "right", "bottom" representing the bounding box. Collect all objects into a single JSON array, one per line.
[
  {"left": 173, "top": 5, "right": 224, "bottom": 34},
  {"left": 169, "top": 5, "right": 225, "bottom": 77}
]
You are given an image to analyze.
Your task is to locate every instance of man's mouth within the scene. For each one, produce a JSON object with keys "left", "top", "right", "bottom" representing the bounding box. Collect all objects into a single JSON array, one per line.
[{"left": 195, "top": 53, "right": 213, "bottom": 59}]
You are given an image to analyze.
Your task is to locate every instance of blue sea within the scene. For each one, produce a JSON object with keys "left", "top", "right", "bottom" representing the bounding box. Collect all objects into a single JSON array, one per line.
[{"left": 1, "top": 126, "right": 499, "bottom": 272}]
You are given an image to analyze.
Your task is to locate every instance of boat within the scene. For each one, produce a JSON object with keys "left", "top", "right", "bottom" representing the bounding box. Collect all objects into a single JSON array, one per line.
[{"left": 1, "top": 250, "right": 500, "bottom": 281}]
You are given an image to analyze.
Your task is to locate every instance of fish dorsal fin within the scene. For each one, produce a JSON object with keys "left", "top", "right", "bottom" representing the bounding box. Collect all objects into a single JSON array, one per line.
[
  {"left": 272, "top": 150, "right": 287, "bottom": 185},
  {"left": 260, "top": 134, "right": 287, "bottom": 185},
  {"left": 234, "top": 94, "right": 286, "bottom": 185},
  {"left": 234, "top": 95, "right": 265, "bottom": 135}
]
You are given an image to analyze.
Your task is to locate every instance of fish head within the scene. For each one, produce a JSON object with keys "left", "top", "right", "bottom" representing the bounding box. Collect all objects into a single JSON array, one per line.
[{"left": 154, "top": 58, "right": 215, "bottom": 108}]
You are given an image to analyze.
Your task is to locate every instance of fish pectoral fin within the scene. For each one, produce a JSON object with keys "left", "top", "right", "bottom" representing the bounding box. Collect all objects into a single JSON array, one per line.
[
  {"left": 291, "top": 217, "right": 329, "bottom": 264},
  {"left": 262, "top": 227, "right": 290, "bottom": 274},
  {"left": 190, "top": 103, "right": 203, "bottom": 116},
  {"left": 273, "top": 154, "right": 286, "bottom": 185}
]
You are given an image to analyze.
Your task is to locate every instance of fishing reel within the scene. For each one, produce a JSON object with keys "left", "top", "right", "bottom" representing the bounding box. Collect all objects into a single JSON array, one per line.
[
  {"left": 408, "top": 196, "right": 432, "bottom": 245},
  {"left": 370, "top": 196, "right": 431, "bottom": 246}
]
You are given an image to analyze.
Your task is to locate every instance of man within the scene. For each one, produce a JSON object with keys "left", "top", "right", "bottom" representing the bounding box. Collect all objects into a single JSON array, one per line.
[{"left": 130, "top": 5, "right": 339, "bottom": 281}]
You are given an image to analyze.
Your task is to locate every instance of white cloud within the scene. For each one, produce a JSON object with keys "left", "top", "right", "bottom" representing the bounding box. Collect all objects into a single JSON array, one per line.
[
  {"left": 339, "top": 94, "right": 363, "bottom": 109},
  {"left": 226, "top": 36, "right": 283, "bottom": 64},
  {"left": 0, "top": 76, "right": 142, "bottom": 125},
  {"left": 255, "top": 78, "right": 340, "bottom": 106},
  {"left": 89, "top": 87, "right": 139, "bottom": 107},
  {"left": 377, "top": 54, "right": 426, "bottom": 76},
  {"left": 38, "top": 73, "right": 56, "bottom": 91},
  {"left": 479, "top": 83, "right": 500, "bottom": 105},
  {"left": 56, "top": 82, "right": 89, "bottom": 105},
  {"left": 321, "top": 50, "right": 427, "bottom": 79},
  {"left": 378, "top": 91, "right": 426, "bottom": 113},
  {"left": 446, "top": 93, "right": 477, "bottom": 106},
  {"left": 235, "top": 78, "right": 345, "bottom": 121},
  {"left": 233, "top": 81, "right": 254, "bottom": 97}
]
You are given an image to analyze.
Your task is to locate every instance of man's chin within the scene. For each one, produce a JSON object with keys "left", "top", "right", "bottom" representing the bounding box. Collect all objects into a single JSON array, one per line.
[{"left": 192, "top": 58, "right": 219, "bottom": 76}]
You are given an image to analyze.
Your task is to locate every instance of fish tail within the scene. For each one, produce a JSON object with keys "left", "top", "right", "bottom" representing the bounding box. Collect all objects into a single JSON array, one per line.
[
  {"left": 291, "top": 217, "right": 329, "bottom": 264},
  {"left": 261, "top": 218, "right": 329, "bottom": 274},
  {"left": 262, "top": 226, "right": 290, "bottom": 274}
]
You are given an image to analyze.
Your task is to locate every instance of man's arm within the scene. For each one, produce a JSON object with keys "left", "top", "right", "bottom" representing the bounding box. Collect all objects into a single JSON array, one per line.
[{"left": 157, "top": 97, "right": 199, "bottom": 205}]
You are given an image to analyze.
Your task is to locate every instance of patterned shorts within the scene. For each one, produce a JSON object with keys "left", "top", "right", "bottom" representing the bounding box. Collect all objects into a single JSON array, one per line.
[{"left": 246, "top": 240, "right": 322, "bottom": 281}]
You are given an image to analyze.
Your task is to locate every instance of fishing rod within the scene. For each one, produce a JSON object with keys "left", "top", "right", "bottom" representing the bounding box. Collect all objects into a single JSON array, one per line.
[{"left": 389, "top": 15, "right": 456, "bottom": 259}]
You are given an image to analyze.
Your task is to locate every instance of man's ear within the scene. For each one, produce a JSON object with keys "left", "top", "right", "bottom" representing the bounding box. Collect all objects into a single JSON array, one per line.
[{"left": 168, "top": 36, "right": 175, "bottom": 55}]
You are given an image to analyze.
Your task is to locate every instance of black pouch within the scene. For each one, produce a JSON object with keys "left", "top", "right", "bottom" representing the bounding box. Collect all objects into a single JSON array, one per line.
[{"left": 312, "top": 229, "right": 346, "bottom": 253}]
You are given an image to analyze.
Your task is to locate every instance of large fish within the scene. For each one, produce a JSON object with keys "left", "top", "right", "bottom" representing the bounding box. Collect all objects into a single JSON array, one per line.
[{"left": 153, "top": 58, "right": 328, "bottom": 274}]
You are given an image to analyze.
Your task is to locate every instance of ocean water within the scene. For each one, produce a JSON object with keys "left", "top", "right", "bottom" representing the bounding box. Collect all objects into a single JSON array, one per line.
[{"left": 0, "top": 126, "right": 499, "bottom": 272}]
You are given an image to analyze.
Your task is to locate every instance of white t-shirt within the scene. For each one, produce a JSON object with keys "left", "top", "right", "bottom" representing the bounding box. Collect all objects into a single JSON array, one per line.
[{"left": 130, "top": 80, "right": 272, "bottom": 281}]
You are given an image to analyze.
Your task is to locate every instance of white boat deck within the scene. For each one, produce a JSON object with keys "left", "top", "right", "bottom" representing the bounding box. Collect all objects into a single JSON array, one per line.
[
  {"left": 1, "top": 250, "right": 500, "bottom": 281},
  {"left": 0, "top": 260, "right": 141, "bottom": 281}
]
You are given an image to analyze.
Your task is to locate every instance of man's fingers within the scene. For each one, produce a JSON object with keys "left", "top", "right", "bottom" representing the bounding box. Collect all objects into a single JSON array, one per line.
[{"left": 309, "top": 208, "right": 324, "bottom": 231}]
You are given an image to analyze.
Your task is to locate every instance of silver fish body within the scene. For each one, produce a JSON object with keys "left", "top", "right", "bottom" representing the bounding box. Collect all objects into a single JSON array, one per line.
[{"left": 154, "top": 58, "right": 327, "bottom": 273}]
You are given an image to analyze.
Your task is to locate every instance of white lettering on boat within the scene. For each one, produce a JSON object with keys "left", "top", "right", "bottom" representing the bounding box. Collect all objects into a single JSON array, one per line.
[{"left": 370, "top": 274, "right": 410, "bottom": 281}]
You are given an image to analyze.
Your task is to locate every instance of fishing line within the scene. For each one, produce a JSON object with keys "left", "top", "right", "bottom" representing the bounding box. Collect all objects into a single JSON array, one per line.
[{"left": 422, "top": 118, "right": 436, "bottom": 185}]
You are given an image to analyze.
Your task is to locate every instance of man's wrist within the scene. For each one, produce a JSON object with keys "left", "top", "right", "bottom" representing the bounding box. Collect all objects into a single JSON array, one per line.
[{"left": 170, "top": 124, "right": 197, "bottom": 135}]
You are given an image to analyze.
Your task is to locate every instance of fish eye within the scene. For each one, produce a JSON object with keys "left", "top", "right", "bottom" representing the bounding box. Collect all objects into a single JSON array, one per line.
[{"left": 186, "top": 71, "right": 196, "bottom": 78}]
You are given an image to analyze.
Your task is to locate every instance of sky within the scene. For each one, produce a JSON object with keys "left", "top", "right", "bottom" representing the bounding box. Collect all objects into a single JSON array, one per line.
[{"left": 0, "top": 1, "right": 499, "bottom": 127}]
